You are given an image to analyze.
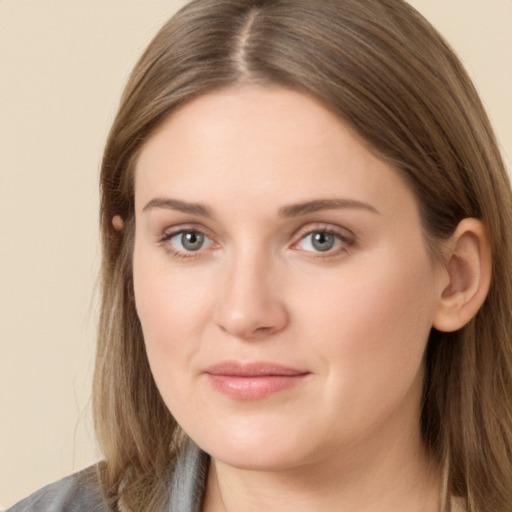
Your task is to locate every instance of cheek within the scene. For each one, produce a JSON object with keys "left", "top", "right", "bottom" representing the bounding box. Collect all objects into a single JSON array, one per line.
[
  {"left": 132, "top": 245, "right": 214, "bottom": 376},
  {"left": 133, "top": 262, "right": 214, "bottom": 423},
  {"left": 301, "top": 249, "right": 435, "bottom": 345},
  {"left": 297, "top": 249, "right": 437, "bottom": 420}
]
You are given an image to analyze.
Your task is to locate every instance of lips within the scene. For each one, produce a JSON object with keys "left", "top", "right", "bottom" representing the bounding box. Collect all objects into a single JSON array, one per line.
[{"left": 204, "top": 361, "right": 310, "bottom": 400}]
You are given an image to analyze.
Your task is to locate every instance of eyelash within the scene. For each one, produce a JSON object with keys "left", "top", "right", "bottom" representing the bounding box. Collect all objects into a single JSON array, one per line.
[
  {"left": 159, "top": 226, "right": 216, "bottom": 259},
  {"left": 159, "top": 224, "right": 354, "bottom": 260},
  {"left": 291, "top": 225, "right": 354, "bottom": 258}
]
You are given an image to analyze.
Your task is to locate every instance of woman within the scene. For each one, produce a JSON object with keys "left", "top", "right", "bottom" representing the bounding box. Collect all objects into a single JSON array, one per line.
[{"left": 9, "top": 0, "right": 512, "bottom": 511}]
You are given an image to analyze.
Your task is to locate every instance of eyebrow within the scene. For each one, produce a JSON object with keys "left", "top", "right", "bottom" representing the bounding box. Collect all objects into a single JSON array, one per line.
[
  {"left": 142, "top": 197, "right": 379, "bottom": 218},
  {"left": 278, "top": 198, "right": 379, "bottom": 217},
  {"left": 142, "top": 198, "right": 212, "bottom": 217}
]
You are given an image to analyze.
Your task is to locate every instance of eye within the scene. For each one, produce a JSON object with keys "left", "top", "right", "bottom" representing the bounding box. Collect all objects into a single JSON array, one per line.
[
  {"left": 162, "top": 229, "right": 215, "bottom": 256},
  {"left": 293, "top": 229, "right": 352, "bottom": 255}
]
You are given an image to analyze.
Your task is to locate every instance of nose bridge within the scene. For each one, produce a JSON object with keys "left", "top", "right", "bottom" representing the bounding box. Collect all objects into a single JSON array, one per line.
[{"left": 214, "top": 243, "right": 287, "bottom": 339}]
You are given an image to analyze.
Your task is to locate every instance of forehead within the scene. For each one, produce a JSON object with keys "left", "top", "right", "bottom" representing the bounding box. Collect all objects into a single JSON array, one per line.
[{"left": 134, "top": 86, "right": 417, "bottom": 221}]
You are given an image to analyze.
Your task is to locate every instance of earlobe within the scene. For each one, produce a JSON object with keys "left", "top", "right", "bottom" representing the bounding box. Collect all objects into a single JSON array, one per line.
[{"left": 432, "top": 218, "right": 492, "bottom": 333}]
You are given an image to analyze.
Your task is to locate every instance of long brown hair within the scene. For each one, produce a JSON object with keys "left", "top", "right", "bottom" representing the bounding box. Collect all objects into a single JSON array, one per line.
[{"left": 94, "top": 1, "right": 512, "bottom": 510}]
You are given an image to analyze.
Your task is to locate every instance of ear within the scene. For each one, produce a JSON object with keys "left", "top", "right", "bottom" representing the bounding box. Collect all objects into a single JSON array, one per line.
[
  {"left": 112, "top": 215, "right": 125, "bottom": 231},
  {"left": 432, "top": 218, "right": 492, "bottom": 332}
]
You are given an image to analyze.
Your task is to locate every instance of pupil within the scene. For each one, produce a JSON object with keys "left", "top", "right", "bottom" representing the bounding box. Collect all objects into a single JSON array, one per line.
[
  {"left": 182, "top": 232, "right": 204, "bottom": 251},
  {"left": 312, "top": 232, "right": 334, "bottom": 252}
]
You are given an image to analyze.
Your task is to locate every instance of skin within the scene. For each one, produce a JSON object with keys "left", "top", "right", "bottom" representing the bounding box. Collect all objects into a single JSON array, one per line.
[{"left": 132, "top": 86, "right": 452, "bottom": 511}]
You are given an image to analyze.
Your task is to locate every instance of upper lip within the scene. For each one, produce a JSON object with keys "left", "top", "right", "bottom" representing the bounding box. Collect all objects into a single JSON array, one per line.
[{"left": 204, "top": 361, "right": 309, "bottom": 377}]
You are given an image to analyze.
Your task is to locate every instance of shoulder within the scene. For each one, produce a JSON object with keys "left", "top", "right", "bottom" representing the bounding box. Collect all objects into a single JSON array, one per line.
[{"left": 6, "top": 466, "right": 111, "bottom": 512}]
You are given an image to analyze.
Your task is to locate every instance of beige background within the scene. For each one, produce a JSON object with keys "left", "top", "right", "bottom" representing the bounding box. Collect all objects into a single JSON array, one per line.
[{"left": 0, "top": 0, "right": 511, "bottom": 508}]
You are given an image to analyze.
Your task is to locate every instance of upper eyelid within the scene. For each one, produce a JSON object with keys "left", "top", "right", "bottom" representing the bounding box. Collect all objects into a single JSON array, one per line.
[
  {"left": 160, "top": 223, "right": 214, "bottom": 240},
  {"left": 291, "top": 222, "right": 354, "bottom": 241}
]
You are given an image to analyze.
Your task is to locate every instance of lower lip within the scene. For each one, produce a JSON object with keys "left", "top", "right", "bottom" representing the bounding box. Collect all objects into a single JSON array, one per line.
[{"left": 206, "top": 374, "right": 308, "bottom": 400}]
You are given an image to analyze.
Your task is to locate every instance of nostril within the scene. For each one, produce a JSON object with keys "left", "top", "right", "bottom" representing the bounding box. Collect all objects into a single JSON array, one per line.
[
  {"left": 215, "top": 310, "right": 287, "bottom": 340},
  {"left": 254, "top": 325, "right": 274, "bottom": 335}
]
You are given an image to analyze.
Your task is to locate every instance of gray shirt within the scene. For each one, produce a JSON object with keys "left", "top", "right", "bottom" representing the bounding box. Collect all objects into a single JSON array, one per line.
[{"left": 6, "top": 441, "right": 209, "bottom": 512}]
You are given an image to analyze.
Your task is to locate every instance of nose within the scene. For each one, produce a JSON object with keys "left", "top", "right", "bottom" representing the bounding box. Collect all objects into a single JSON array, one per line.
[{"left": 213, "top": 251, "right": 288, "bottom": 340}]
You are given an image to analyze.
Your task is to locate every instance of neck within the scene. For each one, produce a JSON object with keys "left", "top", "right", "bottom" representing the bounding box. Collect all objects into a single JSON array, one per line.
[{"left": 202, "top": 416, "right": 440, "bottom": 512}]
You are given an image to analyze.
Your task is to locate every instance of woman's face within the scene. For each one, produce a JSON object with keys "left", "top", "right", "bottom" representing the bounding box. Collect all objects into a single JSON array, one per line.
[{"left": 133, "top": 86, "right": 446, "bottom": 471}]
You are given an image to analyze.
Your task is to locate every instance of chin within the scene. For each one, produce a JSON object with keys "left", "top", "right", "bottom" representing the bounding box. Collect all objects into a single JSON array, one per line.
[
  {"left": 191, "top": 421, "right": 317, "bottom": 471},
  {"left": 210, "top": 445, "right": 305, "bottom": 472}
]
